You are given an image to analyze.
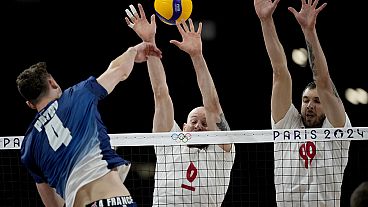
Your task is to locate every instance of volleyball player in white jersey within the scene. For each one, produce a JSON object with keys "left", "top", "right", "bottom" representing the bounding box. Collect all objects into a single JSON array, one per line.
[
  {"left": 16, "top": 42, "right": 162, "bottom": 207},
  {"left": 254, "top": 0, "right": 351, "bottom": 206},
  {"left": 124, "top": 4, "right": 235, "bottom": 206}
]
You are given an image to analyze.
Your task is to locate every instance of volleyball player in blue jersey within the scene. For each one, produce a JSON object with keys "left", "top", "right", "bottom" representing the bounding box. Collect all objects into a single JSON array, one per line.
[{"left": 16, "top": 42, "right": 162, "bottom": 207}]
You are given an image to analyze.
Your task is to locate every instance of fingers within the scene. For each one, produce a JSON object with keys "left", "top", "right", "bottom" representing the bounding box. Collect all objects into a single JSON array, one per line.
[
  {"left": 175, "top": 21, "right": 185, "bottom": 36},
  {"left": 151, "top": 14, "right": 156, "bottom": 27},
  {"left": 137, "top": 3, "right": 146, "bottom": 19},
  {"left": 176, "top": 18, "right": 201, "bottom": 35},
  {"left": 125, "top": 8, "right": 134, "bottom": 19},
  {"left": 315, "top": 2, "right": 327, "bottom": 14},
  {"left": 129, "top": 4, "right": 138, "bottom": 17},
  {"left": 189, "top": 18, "right": 195, "bottom": 32},
  {"left": 151, "top": 47, "right": 162, "bottom": 58},
  {"left": 125, "top": 4, "right": 139, "bottom": 28},
  {"left": 146, "top": 43, "right": 162, "bottom": 58},
  {"left": 135, "top": 43, "right": 163, "bottom": 62},
  {"left": 125, "top": 17, "right": 134, "bottom": 29},
  {"left": 169, "top": 40, "right": 181, "bottom": 48},
  {"left": 311, "top": 0, "right": 319, "bottom": 7},
  {"left": 197, "top": 22, "right": 202, "bottom": 34},
  {"left": 287, "top": 7, "right": 298, "bottom": 16},
  {"left": 273, "top": 0, "right": 281, "bottom": 8},
  {"left": 125, "top": 8, "right": 135, "bottom": 28},
  {"left": 181, "top": 19, "right": 190, "bottom": 32},
  {"left": 188, "top": 18, "right": 202, "bottom": 34}
]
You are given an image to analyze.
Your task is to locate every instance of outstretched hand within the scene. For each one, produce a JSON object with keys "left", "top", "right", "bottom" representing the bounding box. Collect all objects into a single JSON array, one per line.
[
  {"left": 125, "top": 3, "right": 157, "bottom": 43},
  {"left": 170, "top": 19, "right": 202, "bottom": 57},
  {"left": 254, "top": 0, "right": 280, "bottom": 20},
  {"left": 288, "top": 0, "right": 327, "bottom": 31},
  {"left": 134, "top": 42, "right": 162, "bottom": 63}
]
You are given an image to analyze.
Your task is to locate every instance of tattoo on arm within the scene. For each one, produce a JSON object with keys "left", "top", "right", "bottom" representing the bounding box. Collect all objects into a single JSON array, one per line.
[
  {"left": 306, "top": 41, "right": 316, "bottom": 77},
  {"left": 216, "top": 113, "right": 230, "bottom": 131},
  {"left": 331, "top": 82, "right": 342, "bottom": 101},
  {"left": 306, "top": 41, "right": 342, "bottom": 102}
]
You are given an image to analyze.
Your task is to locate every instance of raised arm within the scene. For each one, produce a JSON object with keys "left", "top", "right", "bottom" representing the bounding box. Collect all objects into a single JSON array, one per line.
[
  {"left": 288, "top": 0, "right": 346, "bottom": 127},
  {"left": 254, "top": 0, "right": 292, "bottom": 123},
  {"left": 97, "top": 41, "right": 162, "bottom": 94},
  {"left": 170, "top": 19, "right": 228, "bottom": 132},
  {"left": 170, "top": 19, "right": 231, "bottom": 151},
  {"left": 125, "top": 3, "right": 174, "bottom": 132}
]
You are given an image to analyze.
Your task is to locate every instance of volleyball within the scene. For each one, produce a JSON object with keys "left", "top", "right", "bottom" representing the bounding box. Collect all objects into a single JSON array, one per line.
[{"left": 154, "top": 0, "right": 193, "bottom": 25}]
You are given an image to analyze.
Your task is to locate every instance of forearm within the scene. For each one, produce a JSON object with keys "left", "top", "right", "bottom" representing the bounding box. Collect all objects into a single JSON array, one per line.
[
  {"left": 191, "top": 53, "right": 220, "bottom": 112},
  {"left": 97, "top": 47, "right": 137, "bottom": 94},
  {"left": 304, "top": 29, "right": 346, "bottom": 127},
  {"left": 261, "top": 18, "right": 292, "bottom": 122},
  {"left": 217, "top": 114, "right": 232, "bottom": 151},
  {"left": 147, "top": 56, "right": 168, "bottom": 96},
  {"left": 36, "top": 183, "right": 64, "bottom": 207},
  {"left": 261, "top": 19, "right": 288, "bottom": 70},
  {"left": 108, "top": 47, "right": 137, "bottom": 81},
  {"left": 147, "top": 56, "right": 174, "bottom": 132},
  {"left": 303, "top": 29, "right": 330, "bottom": 85}
]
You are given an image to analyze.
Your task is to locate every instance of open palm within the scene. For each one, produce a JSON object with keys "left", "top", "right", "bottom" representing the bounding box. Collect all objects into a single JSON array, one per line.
[
  {"left": 125, "top": 3, "right": 156, "bottom": 42},
  {"left": 254, "top": 0, "right": 280, "bottom": 20},
  {"left": 288, "top": 0, "right": 326, "bottom": 31},
  {"left": 170, "top": 19, "right": 202, "bottom": 57}
]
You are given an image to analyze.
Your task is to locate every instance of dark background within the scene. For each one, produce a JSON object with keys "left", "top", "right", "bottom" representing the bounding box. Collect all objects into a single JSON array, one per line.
[{"left": 1, "top": 0, "right": 367, "bottom": 206}]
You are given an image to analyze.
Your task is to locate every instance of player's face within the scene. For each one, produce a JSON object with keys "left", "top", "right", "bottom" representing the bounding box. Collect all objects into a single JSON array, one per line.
[
  {"left": 183, "top": 107, "right": 208, "bottom": 132},
  {"left": 184, "top": 107, "right": 209, "bottom": 150},
  {"left": 300, "top": 88, "right": 326, "bottom": 128}
]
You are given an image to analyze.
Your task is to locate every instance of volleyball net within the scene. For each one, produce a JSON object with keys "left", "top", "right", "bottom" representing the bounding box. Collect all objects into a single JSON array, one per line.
[{"left": 1, "top": 127, "right": 367, "bottom": 206}]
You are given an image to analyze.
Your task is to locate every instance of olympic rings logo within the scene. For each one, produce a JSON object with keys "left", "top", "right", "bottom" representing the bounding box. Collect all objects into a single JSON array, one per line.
[{"left": 171, "top": 133, "right": 192, "bottom": 143}]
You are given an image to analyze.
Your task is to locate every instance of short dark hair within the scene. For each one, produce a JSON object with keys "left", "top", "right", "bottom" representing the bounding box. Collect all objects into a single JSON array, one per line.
[
  {"left": 16, "top": 62, "right": 51, "bottom": 104},
  {"left": 302, "top": 81, "right": 316, "bottom": 95}
]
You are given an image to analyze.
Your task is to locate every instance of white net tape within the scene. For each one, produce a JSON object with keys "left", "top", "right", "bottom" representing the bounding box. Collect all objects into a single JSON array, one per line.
[{"left": 2, "top": 127, "right": 367, "bottom": 149}]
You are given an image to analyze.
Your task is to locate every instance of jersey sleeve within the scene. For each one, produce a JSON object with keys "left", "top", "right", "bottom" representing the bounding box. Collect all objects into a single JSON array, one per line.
[
  {"left": 82, "top": 76, "right": 108, "bottom": 101},
  {"left": 27, "top": 168, "right": 46, "bottom": 183},
  {"left": 323, "top": 113, "right": 352, "bottom": 128},
  {"left": 271, "top": 104, "right": 303, "bottom": 129},
  {"left": 20, "top": 137, "right": 46, "bottom": 184},
  {"left": 65, "top": 76, "right": 107, "bottom": 101},
  {"left": 154, "top": 121, "right": 181, "bottom": 155},
  {"left": 170, "top": 121, "right": 182, "bottom": 132}
]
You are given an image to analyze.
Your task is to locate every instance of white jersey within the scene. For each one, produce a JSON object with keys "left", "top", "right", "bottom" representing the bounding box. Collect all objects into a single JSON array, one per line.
[
  {"left": 153, "top": 122, "right": 235, "bottom": 207},
  {"left": 272, "top": 104, "right": 351, "bottom": 207}
]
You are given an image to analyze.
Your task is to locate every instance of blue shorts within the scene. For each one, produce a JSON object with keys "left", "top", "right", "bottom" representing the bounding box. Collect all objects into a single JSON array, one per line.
[{"left": 86, "top": 196, "right": 137, "bottom": 207}]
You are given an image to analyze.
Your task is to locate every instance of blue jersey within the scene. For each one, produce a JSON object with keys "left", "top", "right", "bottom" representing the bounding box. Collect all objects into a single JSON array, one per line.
[{"left": 21, "top": 76, "right": 130, "bottom": 206}]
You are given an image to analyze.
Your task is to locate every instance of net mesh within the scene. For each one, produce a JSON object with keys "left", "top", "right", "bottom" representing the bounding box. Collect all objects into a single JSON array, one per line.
[{"left": 0, "top": 127, "right": 367, "bottom": 207}]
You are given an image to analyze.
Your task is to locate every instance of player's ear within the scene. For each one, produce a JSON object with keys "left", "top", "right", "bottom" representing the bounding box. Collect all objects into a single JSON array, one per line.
[
  {"left": 49, "top": 78, "right": 59, "bottom": 90},
  {"left": 26, "top": 100, "right": 36, "bottom": 110},
  {"left": 183, "top": 123, "right": 187, "bottom": 131}
]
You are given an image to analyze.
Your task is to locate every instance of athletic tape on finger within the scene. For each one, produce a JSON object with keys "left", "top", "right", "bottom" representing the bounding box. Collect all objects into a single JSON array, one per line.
[
  {"left": 129, "top": 5, "right": 138, "bottom": 15},
  {"left": 125, "top": 9, "right": 134, "bottom": 19}
]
